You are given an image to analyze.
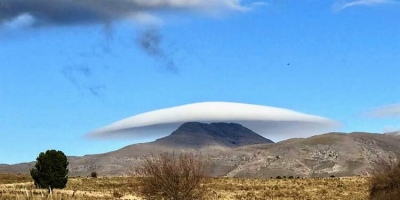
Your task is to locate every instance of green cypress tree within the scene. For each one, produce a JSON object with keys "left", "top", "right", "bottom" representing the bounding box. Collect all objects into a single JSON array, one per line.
[{"left": 30, "top": 150, "right": 69, "bottom": 191}]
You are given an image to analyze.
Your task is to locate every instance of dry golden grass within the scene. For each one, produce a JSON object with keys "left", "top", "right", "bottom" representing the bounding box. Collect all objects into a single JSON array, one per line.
[
  {"left": 0, "top": 173, "right": 33, "bottom": 184},
  {"left": 0, "top": 175, "right": 139, "bottom": 200},
  {"left": 204, "top": 177, "right": 368, "bottom": 200},
  {"left": 0, "top": 174, "right": 369, "bottom": 200}
]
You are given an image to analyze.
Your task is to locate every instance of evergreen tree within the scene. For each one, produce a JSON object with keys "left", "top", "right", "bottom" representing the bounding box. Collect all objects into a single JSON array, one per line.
[{"left": 30, "top": 150, "right": 69, "bottom": 190}]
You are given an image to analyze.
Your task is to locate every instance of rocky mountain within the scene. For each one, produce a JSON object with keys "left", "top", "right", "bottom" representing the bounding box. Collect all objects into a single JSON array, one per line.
[
  {"left": 2, "top": 123, "right": 400, "bottom": 178},
  {"left": 152, "top": 122, "right": 274, "bottom": 148},
  {"left": 229, "top": 132, "right": 400, "bottom": 177}
]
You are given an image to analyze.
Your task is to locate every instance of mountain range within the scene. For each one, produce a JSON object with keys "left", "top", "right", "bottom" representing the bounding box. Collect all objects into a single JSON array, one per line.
[{"left": 1, "top": 122, "right": 400, "bottom": 178}]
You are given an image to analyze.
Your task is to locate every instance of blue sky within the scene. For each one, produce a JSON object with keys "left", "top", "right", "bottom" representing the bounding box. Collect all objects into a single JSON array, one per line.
[{"left": 1, "top": 0, "right": 399, "bottom": 164}]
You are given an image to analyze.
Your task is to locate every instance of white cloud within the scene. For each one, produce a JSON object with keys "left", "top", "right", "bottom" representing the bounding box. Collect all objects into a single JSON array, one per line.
[
  {"left": 367, "top": 103, "right": 400, "bottom": 118},
  {"left": 333, "top": 0, "right": 399, "bottom": 12},
  {"left": 2, "top": 13, "right": 35, "bottom": 30},
  {"left": 87, "top": 102, "right": 338, "bottom": 142},
  {"left": 129, "top": 12, "right": 164, "bottom": 26}
]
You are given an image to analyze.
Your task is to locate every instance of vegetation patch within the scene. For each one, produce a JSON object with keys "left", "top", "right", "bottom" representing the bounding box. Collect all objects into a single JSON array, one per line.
[{"left": 0, "top": 174, "right": 369, "bottom": 200}]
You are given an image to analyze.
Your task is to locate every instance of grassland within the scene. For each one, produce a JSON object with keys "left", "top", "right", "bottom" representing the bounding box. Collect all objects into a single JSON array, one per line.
[{"left": 0, "top": 174, "right": 369, "bottom": 199}]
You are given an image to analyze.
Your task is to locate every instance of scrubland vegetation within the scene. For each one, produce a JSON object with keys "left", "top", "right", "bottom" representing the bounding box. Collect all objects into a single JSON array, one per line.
[
  {"left": 0, "top": 174, "right": 369, "bottom": 200},
  {"left": 2, "top": 152, "right": 399, "bottom": 199},
  {"left": 368, "top": 161, "right": 400, "bottom": 200}
]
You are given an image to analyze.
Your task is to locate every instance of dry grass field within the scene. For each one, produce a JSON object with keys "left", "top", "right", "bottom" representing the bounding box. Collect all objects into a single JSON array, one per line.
[{"left": 0, "top": 174, "right": 369, "bottom": 199}]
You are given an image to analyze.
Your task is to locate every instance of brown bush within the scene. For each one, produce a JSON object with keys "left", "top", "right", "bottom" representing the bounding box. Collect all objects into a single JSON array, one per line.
[
  {"left": 369, "top": 161, "right": 400, "bottom": 200},
  {"left": 134, "top": 153, "right": 206, "bottom": 200},
  {"left": 90, "top": 171, "right": 98, "bottom": 178}
]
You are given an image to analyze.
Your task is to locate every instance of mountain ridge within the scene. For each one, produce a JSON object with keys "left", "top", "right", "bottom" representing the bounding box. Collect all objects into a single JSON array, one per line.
[{"left": 2, "top": 123, "right": 400, "bottom": 178}]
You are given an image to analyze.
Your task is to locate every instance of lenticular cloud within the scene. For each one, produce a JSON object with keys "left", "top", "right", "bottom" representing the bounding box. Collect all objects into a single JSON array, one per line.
[{"left": 87, "top": 102, "right": 338, "bottom": 141}]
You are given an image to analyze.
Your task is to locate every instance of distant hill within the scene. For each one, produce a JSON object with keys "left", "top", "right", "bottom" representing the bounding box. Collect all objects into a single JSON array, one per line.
[
  {"left": 2, "top": 123, "right": 400, "bottom": 178},
  {"left": 0, "top": 162, "right": 34, "bottom": 174},
  {"left": 384, "top": 130, "right": 400, "bottom": 136}
]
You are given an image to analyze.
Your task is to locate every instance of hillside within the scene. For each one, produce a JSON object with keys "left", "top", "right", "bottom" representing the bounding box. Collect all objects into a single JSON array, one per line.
[
  {"left": 385, "top": 130, "right": 400, "bottom": 136},
  {"left": 2, "top": 123, "right": 400, "bottom": 178}
]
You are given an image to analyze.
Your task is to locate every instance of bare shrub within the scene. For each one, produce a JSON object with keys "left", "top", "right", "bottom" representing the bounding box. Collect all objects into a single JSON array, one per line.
[
  {"left": 369, "top": 161, "right": 400, "bottom": 200},
  {"left": 135, "top": 153, "right": 206, "bottom": 200}
]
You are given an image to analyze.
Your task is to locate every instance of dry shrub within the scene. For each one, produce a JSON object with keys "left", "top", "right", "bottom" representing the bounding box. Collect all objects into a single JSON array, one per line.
[
  {"left": 369, "top": 161, "right": 400, "bottom": 200},
  {"left": 135, "top": 153, "right": 206, "bottom": 200},
  {"left": 90, "top": 171, "right": 98, "bottom": 178}
]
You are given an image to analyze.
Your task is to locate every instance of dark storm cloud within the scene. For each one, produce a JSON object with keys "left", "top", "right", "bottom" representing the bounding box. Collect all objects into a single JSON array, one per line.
[
  {"left": 0, "top": 0, "right": 248, "bottom": 27},
  {"left": 0, "top": 0, "right": 156, "bottom": 26},
  {"left": 1, "top": 0, "right": 121, "bottom": 26}
]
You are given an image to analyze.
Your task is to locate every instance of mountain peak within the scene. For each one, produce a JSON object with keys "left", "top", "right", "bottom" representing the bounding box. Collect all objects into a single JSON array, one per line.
[{"left": 153, "top": 122, "right": 273, "bottom": 148}]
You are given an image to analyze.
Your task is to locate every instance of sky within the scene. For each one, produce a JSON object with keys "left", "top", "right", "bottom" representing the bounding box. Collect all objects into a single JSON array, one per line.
[{"left": 1, "top": 0, "right": 399, "bottom": 164}]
